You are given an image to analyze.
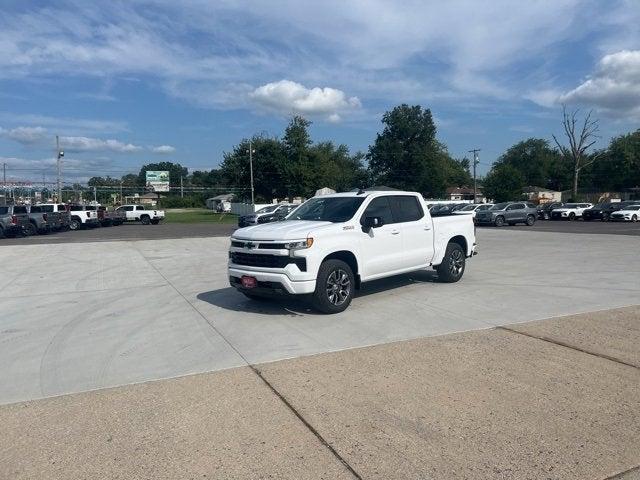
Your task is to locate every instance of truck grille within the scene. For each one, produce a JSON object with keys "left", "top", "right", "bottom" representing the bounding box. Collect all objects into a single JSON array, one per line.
[{"left": 229, "top": 252, "right": 306, "bottom": 271}]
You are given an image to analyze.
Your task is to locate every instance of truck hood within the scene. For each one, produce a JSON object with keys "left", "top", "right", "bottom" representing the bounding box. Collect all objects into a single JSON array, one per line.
[{"left": 233, "top": 220, "right": 332, "bottom": 240}]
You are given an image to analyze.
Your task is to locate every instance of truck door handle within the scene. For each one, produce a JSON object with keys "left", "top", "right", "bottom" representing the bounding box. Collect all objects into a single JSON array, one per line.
[
  {"left": 391, "top": 230, "right": 400, "bottom": 235},
  {"left": 424, "top": 225, "right": 431, "bottom": 230}
]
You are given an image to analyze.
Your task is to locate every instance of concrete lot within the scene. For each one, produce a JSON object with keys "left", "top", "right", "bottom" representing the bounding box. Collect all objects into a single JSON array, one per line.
[
  {"left": 2, "top": 308, "right": 639, "bottom": 480},
  {"left": 1, "top": 228, "right": 639, "bottom": 405}
]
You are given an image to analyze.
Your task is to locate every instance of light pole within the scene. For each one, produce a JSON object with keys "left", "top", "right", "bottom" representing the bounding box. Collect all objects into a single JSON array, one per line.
[
  {"left": 246, "top": 139, "right": 255, "bottom": 206},
  {"left": 468, "top": 148, "right": 481, "bottom": 203},
  {"left": 56, "top": 136, "right": 64, "bottom": 202}
]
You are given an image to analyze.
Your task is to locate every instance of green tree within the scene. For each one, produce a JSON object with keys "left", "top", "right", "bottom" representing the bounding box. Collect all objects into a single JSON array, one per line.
[
  {"left": 120, "top": 173, "right": 141, "bottom": 187},
  {"left": 88, "top": 176, "right": 120, "bottom": 187},
  {"left": 493, "top": 138, "right": 565, "bottom": 188},
  {"left": 368, "top": 104, "right": 457, "bottom": 196},
  {"left": 483, "top": 164, "right": 526, "bottom": 202},
  {"left": 282, "top": 115, "right": 314, "bottom": 196},
  {"left": 585, "top": 130, "right": 640, "bottom": 191}
]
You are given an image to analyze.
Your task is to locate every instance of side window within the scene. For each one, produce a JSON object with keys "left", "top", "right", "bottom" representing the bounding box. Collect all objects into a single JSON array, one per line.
[
  {"left": 360, "top": 197, "right": 394, "bottom": 225},
  {"left": 389, "top": 196, "right": 424, "bottom": 222},
  {"left": 57, "top": 204, "right": 66, "bottom": 211},
  {"left": 0, "top": 207, "right": 8, "bottom": 214},
  {"left": 41, "top": 205, "right": 54, "bottom": 212},
  {"left": 509, "top": 203, "right": 525, "bottom": 210},
  {"left": 125, "top": 206, "right": 134, "bottom": 211},
  {"left": 136, "top": 206, "right": 144, "bottom": 211},
  {"left": 30, "top": 206, "right": 41, "bottom": 213}
]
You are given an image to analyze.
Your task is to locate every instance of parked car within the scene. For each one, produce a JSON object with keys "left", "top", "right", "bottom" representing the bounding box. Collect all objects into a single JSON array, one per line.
[
  {"left": 116, "top": 205, "right": 165, "bottom": 224},
  {"left": 537, "top": 202, "right": 564, "bottom": 220},
  {"left": 228, "top": 190, "right": 477, "bottom": 313},
  {"left": 454, "top": 203, "right": 494, "bottom": 218},
  {"left": 255, "top": 204, "right": 298, "bottom": 225},
  {"left": 26, "top": 205, "right": 63, "bottom": 234},
  {"left": 67, "top": 204, "right": 100, "bottom": 230},
  {"left": 582, "top": 201, "right": 637, "bottom": 221},
  {"left": 550, "top": 203, "right": 593, "bottom": 220},
  {"left": 238, "top": 204, "right": 297, "bottom": 228},
  {"left": 429, "top": 203, "right": 468, "bottom": 216},
  {"left": 37, "top": 203, "right": 71, "bottom": 230},
  {"left": 474, "top": 202, "right": 537, "bottom": 227},
  {"left": 0, "top": 205, "right": 29, "bottom": 238},
  {"left": 610, "top": 205, "right": 640, "bottom": 222}
]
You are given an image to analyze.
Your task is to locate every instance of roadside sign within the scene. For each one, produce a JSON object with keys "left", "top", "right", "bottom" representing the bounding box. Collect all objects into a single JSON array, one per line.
[{"left": 145, "top": 170, "right": 170, "bottom": 192}]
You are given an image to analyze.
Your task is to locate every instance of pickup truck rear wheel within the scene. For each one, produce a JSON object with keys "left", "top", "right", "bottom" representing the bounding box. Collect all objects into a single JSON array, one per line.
[
  {"left": 437, "top": 242, "right": 465, "bottom": 283},
  {"left": 312, "top": 259, "right": 354, "bottom": 314},
  {"left": 140, "top": 215, "right": 151, "bottom": 225}
]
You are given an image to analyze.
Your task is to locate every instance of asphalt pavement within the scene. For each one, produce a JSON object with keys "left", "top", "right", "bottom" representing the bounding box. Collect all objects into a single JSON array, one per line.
[{"left": 1, "top": 228, "right": 639, "bottom": 405}]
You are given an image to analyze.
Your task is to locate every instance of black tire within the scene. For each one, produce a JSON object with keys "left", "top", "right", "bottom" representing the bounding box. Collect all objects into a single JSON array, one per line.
[
  {"left": 568, "top": 212, "right": 576, "bottom": 221},
  {"left": 494, "top": 216, "right": 505, "bottom": 227},
  {"left": 27, "top": 222, "right": 38, "bottom": 236},
  {"left": 602, "top": 213, "right": 610, "bottom": 222},
  {"left": 525, "top": 214, "right": 536, "bottom": 226},
  {"left": 311, "top": 259, "right": 354, "bottom": 314},
  {"left": 0, "top": 226, "right": 4, "bottom": 239},
  {"left": 150, "top": 219, "right": 160, "bottom": 225},
  {"left": 436, "top": 242, "right": 466, "bottom": 283},
  {"left": 69, "top": 217, "right": 81, "bottom": 230},
  {"left": 632, "top": 215, "right": 638, "bottom": 223},
  {"left": 583, "top": 216, "right": 591, "bottom": 222},
  {"left": 508, "top": 222, "right": 516, "bottom": 226},
  {"left": 140, "top": 215, "right": 150, "bottom": 225}
]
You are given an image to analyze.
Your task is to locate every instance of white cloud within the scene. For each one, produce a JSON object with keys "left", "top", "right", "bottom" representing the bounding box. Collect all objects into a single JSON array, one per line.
[
  {"left": 0, "top": 113, "right": 127, "bottom": 134},
  {"left": 151, "top": 145, "right": 176, "bottom": 154},
  {"left": 0, "top": 126, "right": 48, "bottom": 144},
  {"left": 59, "top": 136, "right": 143, "bottom": 153},
  {"left": 558, "top": 50, "right": 640, "bottom": 119},
  {"left": 250, "top": 80, "right": 360, "bottom": 121}
]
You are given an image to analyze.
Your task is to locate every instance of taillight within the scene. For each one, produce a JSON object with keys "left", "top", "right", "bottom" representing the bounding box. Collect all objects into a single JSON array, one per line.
[
  {"left": 43, "top": 213, "right": 48, "bottom": 222},
  {"left": 10, "top": 215, "right": 17, "bottom": 225}
]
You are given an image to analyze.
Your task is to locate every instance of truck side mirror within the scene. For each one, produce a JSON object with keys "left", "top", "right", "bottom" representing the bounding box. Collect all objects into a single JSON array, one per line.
[{"left": 363, "top": 216, "right": 384, "bottom": 231}]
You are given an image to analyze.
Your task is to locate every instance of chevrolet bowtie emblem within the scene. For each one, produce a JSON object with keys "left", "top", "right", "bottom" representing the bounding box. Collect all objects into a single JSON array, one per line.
[{"left": 245, "top": 242, "right": 256, "bottom": 249}]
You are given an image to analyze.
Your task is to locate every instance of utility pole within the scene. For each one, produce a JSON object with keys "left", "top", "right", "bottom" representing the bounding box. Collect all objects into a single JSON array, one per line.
[
  {"left": 468, "top": 149, "right": 481, "bottom": 203},
  {"left": 247, "top": 139, "right": 255, "bottom": 206},
  {"left": 120, "top": 181, "right": 123, "bottom": 205},
  {"left": 2, "top": 162, "right": 6, "bottom": 186},
  {"left": 56, "top": 136, "right": 64, "bottom": 202},
  {"left": 93, "top": 186, "right": 97, "bottom": 203},
  {"left": 180, "top": 176, "right": 184, "bottom": 198}
]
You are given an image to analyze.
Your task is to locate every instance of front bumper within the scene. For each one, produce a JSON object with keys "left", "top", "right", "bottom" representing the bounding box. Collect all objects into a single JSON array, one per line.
[{"left": 228, "top": 267, "right": 316, "bottom": 294}]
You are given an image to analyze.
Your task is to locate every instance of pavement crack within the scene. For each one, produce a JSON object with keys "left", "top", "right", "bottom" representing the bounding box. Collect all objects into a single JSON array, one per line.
[
  {"left": 133, "top": 245, "right": 363, "bottom": 479},
  {"left": 496, "top": 326, "right": 639, "bottom": 370},
  {"left": 251, "top": 365, "right": 364, "bottom": 480},
  {"left": 603, "top": 464, "right": 640, "bottom": 479}
]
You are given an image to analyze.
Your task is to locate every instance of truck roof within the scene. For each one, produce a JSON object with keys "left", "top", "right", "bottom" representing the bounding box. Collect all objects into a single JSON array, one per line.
[{"left": 316, "top": 190, "right": 420, "bottom": 199}]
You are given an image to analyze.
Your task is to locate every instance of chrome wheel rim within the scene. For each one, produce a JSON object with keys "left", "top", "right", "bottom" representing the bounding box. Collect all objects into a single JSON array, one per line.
[
  {"left": 449, "top": 249, "right": 464, "bottom": 276},
  {"left": 326, "top": 269, "right": 350, "bottom": 306}
]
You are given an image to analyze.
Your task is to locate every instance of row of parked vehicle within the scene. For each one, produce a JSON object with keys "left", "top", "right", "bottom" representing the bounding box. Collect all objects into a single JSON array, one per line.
[
  {"left": 0, "top": 203, "right": 166, "bottom": 239},
  {"left": 537, "top": 201, "right": 640, "bottom": 222}
]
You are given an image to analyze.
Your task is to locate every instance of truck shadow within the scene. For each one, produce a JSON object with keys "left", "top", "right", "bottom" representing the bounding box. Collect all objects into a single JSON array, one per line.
[{"left": 196, "top": 270, "right": 439, "bottom": 315}]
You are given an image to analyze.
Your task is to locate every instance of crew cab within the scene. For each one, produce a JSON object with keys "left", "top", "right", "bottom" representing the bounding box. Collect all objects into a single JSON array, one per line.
[
  {"left": 26, "top": 205, "right": 63, "bottom": 234},
  {"left": 550, "top": 203, "right": 593, "bottom": 220},
  {"left": 228, "top": 190, "right": 476, "bottom": 313},
  {"left": 84, "top": 205, "right": 126, "bottom": 226},
  {"left": 116, "top": 205, "right": 165, "bottom": 224},
  {"left": 36, "top": 203, "right": 71, "bottom": 230},
  {"left": 0, "top": 205, "right": 29, "bottom": 238},
  {"left": 67, "top": 205, "right": 100, "bottom": 230}
]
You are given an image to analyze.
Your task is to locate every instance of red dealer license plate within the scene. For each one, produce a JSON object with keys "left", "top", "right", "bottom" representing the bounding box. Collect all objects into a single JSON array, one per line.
[{"left": 241, "top": 276, "right": 257, "bottom": 288}]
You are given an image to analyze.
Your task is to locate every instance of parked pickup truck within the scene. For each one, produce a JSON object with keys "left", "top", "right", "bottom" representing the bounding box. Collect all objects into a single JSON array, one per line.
[
  {"left": 228, "top": 190, "right": 477, "bottom": 313},
  {"left": 36, "top": 204, "right": 71, "bottom": 230},
  {"left": 0, "top": 205, "right": 29, "bottom": 238},
  {"left": 67, "top": 205, "right": 100, "bottom": 230},
  {"left": 26, "top": 205, "right": 64, "bottom": 234},
  {"left": 84, "top": 205, "right": 126, "bottom": 226},
  {"left": 116, "top": 205, "right": 165, "bottom": 224}
]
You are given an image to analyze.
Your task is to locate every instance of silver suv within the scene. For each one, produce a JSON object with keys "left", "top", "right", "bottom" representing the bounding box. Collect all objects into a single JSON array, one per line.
[{"left": 474, "top": 202, "right": 537, "bottom": 227}]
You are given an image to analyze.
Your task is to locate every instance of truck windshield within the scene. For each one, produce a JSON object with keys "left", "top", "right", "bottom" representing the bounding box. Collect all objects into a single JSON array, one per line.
[{"left": 287, "top": 197, "right": 365, "bottom": 223}]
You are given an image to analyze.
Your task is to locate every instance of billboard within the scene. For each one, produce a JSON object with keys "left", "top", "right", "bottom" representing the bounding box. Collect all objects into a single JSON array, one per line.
[{"left": 145, "top": 170, "right": 170, "bottom": 192}]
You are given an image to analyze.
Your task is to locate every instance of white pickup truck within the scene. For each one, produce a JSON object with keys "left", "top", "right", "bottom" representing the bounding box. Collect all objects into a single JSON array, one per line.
[
  {"left": 228, "top": 190, "right": 477, "bottom": 313},
  {"left": 116, "top": 205, "right": 165, "bottom": 224}
]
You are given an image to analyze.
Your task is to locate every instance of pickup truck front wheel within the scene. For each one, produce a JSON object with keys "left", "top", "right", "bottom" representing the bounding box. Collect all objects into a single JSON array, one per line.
[
  {"left": 312, "top": 259, "right": 354, "bottom": 314},
  {"left": 437, "top": 242, "right": 465, "bottom": 283}
]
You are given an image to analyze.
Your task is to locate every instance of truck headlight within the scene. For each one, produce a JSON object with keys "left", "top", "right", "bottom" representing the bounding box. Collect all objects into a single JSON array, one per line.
[{"left": 284, "top": 238, "right": 314, "bottom": 250}]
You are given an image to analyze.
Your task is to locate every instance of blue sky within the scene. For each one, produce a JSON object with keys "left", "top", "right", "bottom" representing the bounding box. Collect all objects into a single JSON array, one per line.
[{"left": 1, "top": 0, "right": 639, "bottom": 184}]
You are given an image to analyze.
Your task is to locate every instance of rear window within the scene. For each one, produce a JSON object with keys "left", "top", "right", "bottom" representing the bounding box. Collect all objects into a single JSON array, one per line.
[
  {"left": 14, "top": 206, "right": 28, "bottom": 214},
  {"left": 30, "top": 206, "right": 42, "bottom": 213},
  {"left": 389, "top": 195, "right": 424, "bottom": 222},
  {"left": 69, "top": 205, "right": 83, "bottom": 211},
  {"left": 0, "top": 207, "right": 8, "bottom": 214}
]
